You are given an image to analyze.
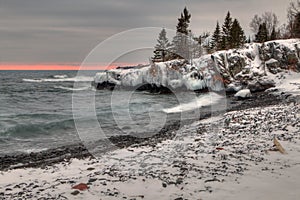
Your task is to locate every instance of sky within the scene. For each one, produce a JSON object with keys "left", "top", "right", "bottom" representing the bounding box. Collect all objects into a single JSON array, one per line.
[{"left": 0, "top": 0, "right": 291, "bottom": 70}]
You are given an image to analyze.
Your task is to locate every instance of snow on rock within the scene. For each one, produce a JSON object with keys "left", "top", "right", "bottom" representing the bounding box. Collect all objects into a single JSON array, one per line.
[
  {"left": 234, "top": 89, "right": 252, "bottom": 99},
  {"left": 94, "top": 39, "right": 300, "bottom": 92},
  {"left": 266, "top": 71, "right": 300, "bottom": 103}
]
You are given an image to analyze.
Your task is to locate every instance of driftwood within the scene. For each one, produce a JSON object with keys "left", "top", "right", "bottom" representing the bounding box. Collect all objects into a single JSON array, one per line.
[{"left": 274, "top": 137, "right": 287, "bottom": 154}]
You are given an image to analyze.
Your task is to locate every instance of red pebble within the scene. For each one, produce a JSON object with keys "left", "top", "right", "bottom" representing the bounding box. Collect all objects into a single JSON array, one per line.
[{"left": 72, "top": 183, "right": 89, "bottom": 191}]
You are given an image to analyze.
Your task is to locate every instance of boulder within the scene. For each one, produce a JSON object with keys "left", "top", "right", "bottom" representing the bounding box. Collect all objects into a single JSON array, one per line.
[
  {"left": 226, "top": 82, "right": 243, "bottom": 93},
  {"left": 234, "top": 89, "right": 252, "bottom": 99},
  {"left": 266, "top": 59, "right": 280, "bottom": 74},
  {"left": 247, "top": 78, "right": 275, "bottom": 92}
]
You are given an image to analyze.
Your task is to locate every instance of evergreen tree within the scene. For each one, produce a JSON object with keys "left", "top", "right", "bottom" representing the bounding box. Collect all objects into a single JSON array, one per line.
[
  {"left": 220, "top": 36, "right": 227, "bottom": 50},
  {"left": 222, "top": 11, "right": 233, "bottom": 49},
  {"left": 211, "top": 21, "right": 222, "bottom": 51},
  {"left": 291, "top": 12, "right": 300, "bottom": 38},
  {"left": 270, "top": 26, "right": 277, "bottom": 40},
  {"left": 152, "top": 28, "right": 171, "bottom": 62},
  {"left": 255, "top": 23, "right": 268, "bottom": 43},
  {"left": 176, "top": 7, "right": 191, "bottom": 35},
  {"left": 172, "top": 7, "right": 192, "bottom": 60},
  {"left": 247, "top": 36, "right": 251, "bottom": 43},
  {"left": 229, "top": 19, "right": 246, "bottom": 49}
]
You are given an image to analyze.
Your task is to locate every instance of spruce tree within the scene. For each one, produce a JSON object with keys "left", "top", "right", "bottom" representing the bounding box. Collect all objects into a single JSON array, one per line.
[
  {"left": 247, "top": 36, "right": 251, "bottom": 43},
  {"left": 152, "top": 28, "right": 171, "bottom": 62},
  {"left": 229, "top": 19, "right": 246, "bottom": 49},
  {"left": 270, "top": 26, "right": 277, "bottom": 41},
  {"left": 291, "top": 12, "right": 300, "bottom": 38},
  {"left": 222, "top": 11, "right": 233, "bottom": 49},
  {"left": 255, "top": 23, "right": 268, "bottom": 43},
  {"left": 211, "top": 21, "right": 221, "bottom": 51},
  {"left": 172, "top": 7, "right": 192, "bottom": 60}
]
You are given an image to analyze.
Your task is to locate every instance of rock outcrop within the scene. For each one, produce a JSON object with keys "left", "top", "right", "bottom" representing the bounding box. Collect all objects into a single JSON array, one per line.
[{"left": 93, "top": 39, "right": 300, "bottom": 93}]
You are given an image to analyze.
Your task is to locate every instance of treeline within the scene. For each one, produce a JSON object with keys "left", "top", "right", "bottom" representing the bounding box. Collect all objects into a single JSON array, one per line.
[{"left": 152, "top": 0, "right": 300, "bottom": 63}]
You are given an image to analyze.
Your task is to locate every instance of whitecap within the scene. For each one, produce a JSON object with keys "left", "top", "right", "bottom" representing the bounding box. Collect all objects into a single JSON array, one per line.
[
  {"left": 53, "top": 75, "right": 68, "bottom": 79},
  {"left": 23, "top": 79, "right": 43, "bottom": 83},
  {"left": 23, "top": 76, "right": 93, "bottom": 83},
  {"left": 55, "top": 86, "right": 91, "bottom": 91},
  {"left": 163, "top": 92, "right": 223, "bottom": 113}
]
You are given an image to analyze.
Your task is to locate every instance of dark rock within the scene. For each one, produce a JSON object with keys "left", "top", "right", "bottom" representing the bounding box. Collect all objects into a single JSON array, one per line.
[
  {"left": 88, "top": 178, "right": 97, "bottom": 183},
  {"left": 204, "top": 178, "right": 221, "bottom": 183},
  {"left": 18, "top": 191, "right": 24, "bottom": 196},
  {"left": 266, "top": 59, "right": 281, "bottom": 74},
  {"left": 71, "top": 190, "right": 80, "bottom": 195},
  {"left": 174, "top": 198, "right": 183, "bottom": 200},
  {"left": 176, "top": 178, "right": 183, "bottom": 185},
  {"left": 162, "top": 182, "right": 167, "bottom": 188},
  {"left": 247, "top": 79, "right": 275, "bottom": 92}
]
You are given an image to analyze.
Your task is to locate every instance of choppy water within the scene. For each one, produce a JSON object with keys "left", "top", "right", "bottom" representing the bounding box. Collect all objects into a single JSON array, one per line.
[{"left": 0, "top": 70, "right": 223, "bottom": 155}]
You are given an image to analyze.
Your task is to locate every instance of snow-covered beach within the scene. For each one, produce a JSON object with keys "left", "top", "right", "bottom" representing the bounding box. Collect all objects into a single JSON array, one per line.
[{"left": 1, "top": 91, "right": 299, "bottom": 199}]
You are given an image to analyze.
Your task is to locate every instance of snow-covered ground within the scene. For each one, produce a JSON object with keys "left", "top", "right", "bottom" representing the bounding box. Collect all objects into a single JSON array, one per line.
[
  {"left": 267, "top": 71, "right": 300, "bottom": 98},
  {"left": 1, "top": 101, "right": 299, "bottom": 200}
]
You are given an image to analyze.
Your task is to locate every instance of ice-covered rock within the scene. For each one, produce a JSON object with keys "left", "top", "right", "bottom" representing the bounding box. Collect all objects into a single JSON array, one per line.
[
  {"left": 93, "top": 39, "right": 300, "bottom": 93},
  {"left": 234, "top": 89, "right": 252, "bottom": 99}
]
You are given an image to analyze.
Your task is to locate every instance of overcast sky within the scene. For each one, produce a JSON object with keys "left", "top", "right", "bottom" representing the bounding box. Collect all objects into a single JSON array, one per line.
[{"left": 0, "top": 0, "right": 291, "bottom": 65}]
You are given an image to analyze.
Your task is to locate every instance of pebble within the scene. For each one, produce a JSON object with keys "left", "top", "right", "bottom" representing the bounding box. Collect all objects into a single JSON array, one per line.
[{"left": 71, "top": 190, "right": 80, "bottom": 195}]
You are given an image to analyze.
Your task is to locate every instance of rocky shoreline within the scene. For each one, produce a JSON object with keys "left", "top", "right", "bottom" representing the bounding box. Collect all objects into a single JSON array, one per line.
[
  {"left": 0, "top": 93, "right": 299, "bottom": 199},
  {"left": 0, "top": 91, "right": 283, "bottom": 171}
]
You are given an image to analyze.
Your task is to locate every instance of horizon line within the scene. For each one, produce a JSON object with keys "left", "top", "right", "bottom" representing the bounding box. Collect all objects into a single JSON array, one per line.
[{"left": 0, "top": 62, "right": 146, "bottom": 70}]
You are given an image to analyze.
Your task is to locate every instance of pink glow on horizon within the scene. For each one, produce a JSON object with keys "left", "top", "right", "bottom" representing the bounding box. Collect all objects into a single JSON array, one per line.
[{"left": 0, "top": 63, "right": 139, "bottom": 70}]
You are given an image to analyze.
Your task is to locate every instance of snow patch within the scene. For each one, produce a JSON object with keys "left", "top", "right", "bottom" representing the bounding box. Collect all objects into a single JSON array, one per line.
[{"left": 234, "top": 89, "right": 252, "bottom": 98}]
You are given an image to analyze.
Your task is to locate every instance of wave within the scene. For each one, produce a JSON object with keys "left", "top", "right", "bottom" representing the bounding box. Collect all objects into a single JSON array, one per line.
[
  {"left": 23, "top": 79, "right": 43, "bottom": 83},
  {"left": 163, "top": 92, "right": 223, "bottom": 114},
  {"left": 54, "top": 86, "right": 91, "bottom": 91},
  {"left": 0, "top": 119, "right": 75, "bottom": 138},
  {"left": 52, "top": 74, "right": 68, "bottom": 79},
  {"left": 23, "top": 76, "right": 93, "bottom": 83}
]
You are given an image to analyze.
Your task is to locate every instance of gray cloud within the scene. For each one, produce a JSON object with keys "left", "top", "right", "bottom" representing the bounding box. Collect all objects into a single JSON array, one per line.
[{"left": 0, "top": 0, "right": 291, "bottom": 64}]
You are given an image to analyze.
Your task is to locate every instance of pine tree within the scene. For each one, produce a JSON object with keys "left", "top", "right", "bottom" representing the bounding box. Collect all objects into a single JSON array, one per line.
[
  {"left": 222, "top": 11, "right": 233, "bottom": 49},
  {"left": 255, "top": 23, "right": 268, "bottom": 43},
  {"left": 172, "top": 7, "right": 192, "bottom": 60},
  {"left": 211, "top": 21, "right": 221, "bottom": 51},
  {"left": 270, "top": 26, "right": 277, "bottom": 40},
  {"left": 229, "top": 19, "right": 246, "bottom": 49},
  {"left": 176, "top": 7, "right": 191, "bottom": 35},
  {"left": 152, "top": 28, "right": 171, "bottom": 62},
  {"left": 247, "top": 36, "right": 251, "bottom": 43},
  {"left": 291, "top": 12, "right": 300, "bottom": 38},
  {"left": 220, "top": 36, "right": 226, "bottom": 50}
]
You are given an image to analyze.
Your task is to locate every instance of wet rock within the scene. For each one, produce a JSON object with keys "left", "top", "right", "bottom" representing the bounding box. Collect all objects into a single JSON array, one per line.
[
  {"left": 175, "top": 178, "right": 183, "bottom": 185},
  {"left": 88, "top": 178, "right": 97, "bottom": 183},
  {"left": 174, "top": 197, "right": 183, "bottom": 200},
  {"left": 71, "top": 190, "right": 80, "bottom": 195},
  {"left": 162, "top": 182, "right": 167, "bottom": 188},
  {"left": 87, "top": 167, "right": 95, "bottom": 171}
]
